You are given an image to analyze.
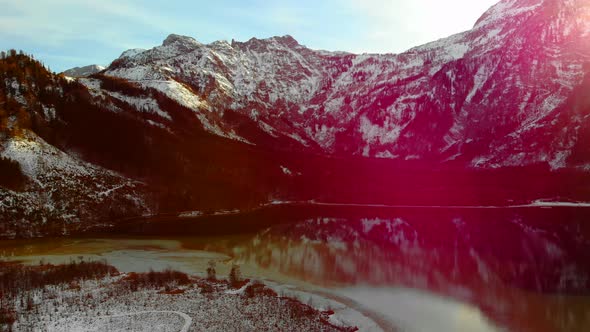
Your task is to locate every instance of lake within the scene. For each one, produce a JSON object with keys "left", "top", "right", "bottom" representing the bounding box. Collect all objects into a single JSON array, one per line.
[{"left": 2, "top": 204, "right": 589, "bottom": 331}]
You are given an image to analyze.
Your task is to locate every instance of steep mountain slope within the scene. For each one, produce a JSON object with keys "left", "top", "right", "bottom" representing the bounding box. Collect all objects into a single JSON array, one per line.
[
  {"left": 0, "top": 52, "right": 297, "bottom": 237},
  {"left": 101, "top": 0, "right": 590, "bottom": 169},
  {"left": 0, "top": 134, "right": 150, "bottom": 237},
  {"left": 0, "top": 53, "right": 150, "bottom": 237}
]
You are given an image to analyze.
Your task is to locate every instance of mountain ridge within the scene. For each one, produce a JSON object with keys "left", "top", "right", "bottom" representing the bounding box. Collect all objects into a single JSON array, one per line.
[
  {"left": 99, "top": 0, "right": 590, "bottom": 169},
  {"left": 62, "top": 64, "right": 105, "bottom": 78}
]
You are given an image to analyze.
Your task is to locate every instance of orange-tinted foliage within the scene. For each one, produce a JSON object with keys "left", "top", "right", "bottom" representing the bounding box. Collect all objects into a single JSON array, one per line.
[
  {"left": 0, "top": 50, "right": 58, "bottom": 138},
  {"left": 119, "top": 269, "right": 190, "bottom": 291},
  {"left": 0, "top": 259, "right": 118, "bottom": 298}
]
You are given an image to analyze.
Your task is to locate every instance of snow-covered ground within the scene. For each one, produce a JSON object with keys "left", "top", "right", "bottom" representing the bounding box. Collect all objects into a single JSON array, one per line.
[
  {"left": 178, "top": 210, "right": 203, "bottom": 218},
  {"left": 263, "top": 281, "right": 384, "bottom": 332},
  {"left": 522, "top": 200, "right": 590, "bottom": 207},
  {"left": 0, "top": 132, "right": 150, "bottom": 238},
  {"left": 4, "top": 240, "right": 382, "bottom": 331},
  {"left": 267, "top": 199, "right": 590, "bottom": 209},
  {"left": 49, "top": 310, "right": 191, "bottom": 332},
  {"left": 10, "top": 275, "right": 348, "bottom": 332}
]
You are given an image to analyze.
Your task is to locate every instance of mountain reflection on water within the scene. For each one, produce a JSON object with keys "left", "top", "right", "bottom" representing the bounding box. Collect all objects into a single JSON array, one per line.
[{"left": 234, "top": 206, "right": 590, "bottom": 331}]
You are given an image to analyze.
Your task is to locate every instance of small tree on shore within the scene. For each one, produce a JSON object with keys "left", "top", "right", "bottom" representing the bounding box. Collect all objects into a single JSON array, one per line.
[
  {"left": 206, "top": 260, "right": 216, "bottom": 281},
  {"left": 228, "top": 263, "right": 242, "bottom": 287}
]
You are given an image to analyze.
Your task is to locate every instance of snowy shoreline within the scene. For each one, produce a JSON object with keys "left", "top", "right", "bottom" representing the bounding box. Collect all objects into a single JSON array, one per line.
[
  {"left": 267, "top": 199, "right": 590, "bottom": 209},
  {"left": 176, "top": 199, "right": 590, "bottom": 220},
  {"left": 1, "top": 261, "right": 361, "bottom": 332}
]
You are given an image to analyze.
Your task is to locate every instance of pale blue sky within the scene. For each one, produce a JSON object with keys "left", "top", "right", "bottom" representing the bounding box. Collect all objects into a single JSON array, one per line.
[{"left": 0, "top": 0, "right": 498, "bottom": 72}]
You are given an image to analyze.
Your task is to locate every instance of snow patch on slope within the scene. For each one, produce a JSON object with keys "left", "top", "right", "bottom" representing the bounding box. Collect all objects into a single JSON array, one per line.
[
  {"left": 105, "top": 91, "right": 171, "bottom": 120},
  {"left": 0, "top": 132, "right": 150, "bottom": 237},
  {"left": 359, "top": 116, "right": 402, "bottom": 146}
]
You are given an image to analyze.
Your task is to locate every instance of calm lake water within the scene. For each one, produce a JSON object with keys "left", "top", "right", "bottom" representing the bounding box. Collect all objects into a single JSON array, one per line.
[{"left": 2, "top": 205, "right": 589, "bottom": 331}]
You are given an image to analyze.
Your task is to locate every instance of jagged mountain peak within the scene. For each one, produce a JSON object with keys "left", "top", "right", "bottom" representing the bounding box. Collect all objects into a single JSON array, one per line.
[
  {"left": 230, "top": 34, "right": 302, "bottom": 51},
  {"left": 474, "top": 0, "right": 590, "bottom": 29},
  {"left": 119, "top": 48, "right": 147, "bottom": 59},
  {"left": 474, "top": 0, "right": 544, "bottom": 27},
  {"left": 270, "top": 35, "right": 300, "bottom": 47},
  {"left": 162, "top": 33, "right": 201, "bottom": 47}
]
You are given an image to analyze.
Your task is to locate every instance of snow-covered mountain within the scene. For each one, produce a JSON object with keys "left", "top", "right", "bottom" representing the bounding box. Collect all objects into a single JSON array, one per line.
[
  {"left": 97, "top": 0, "right": 590, "bottom": 169},
  {"left": 62, "top": 64, "right": 105, "bottom": 78},
  {"left": 2, "top": 0, "right": 590, "bottom": 238}
]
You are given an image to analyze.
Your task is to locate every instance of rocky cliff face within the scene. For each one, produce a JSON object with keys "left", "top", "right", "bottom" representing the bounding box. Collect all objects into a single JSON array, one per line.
[{"left": 100, "top": 0, "right": 590, "bottom": 169}]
